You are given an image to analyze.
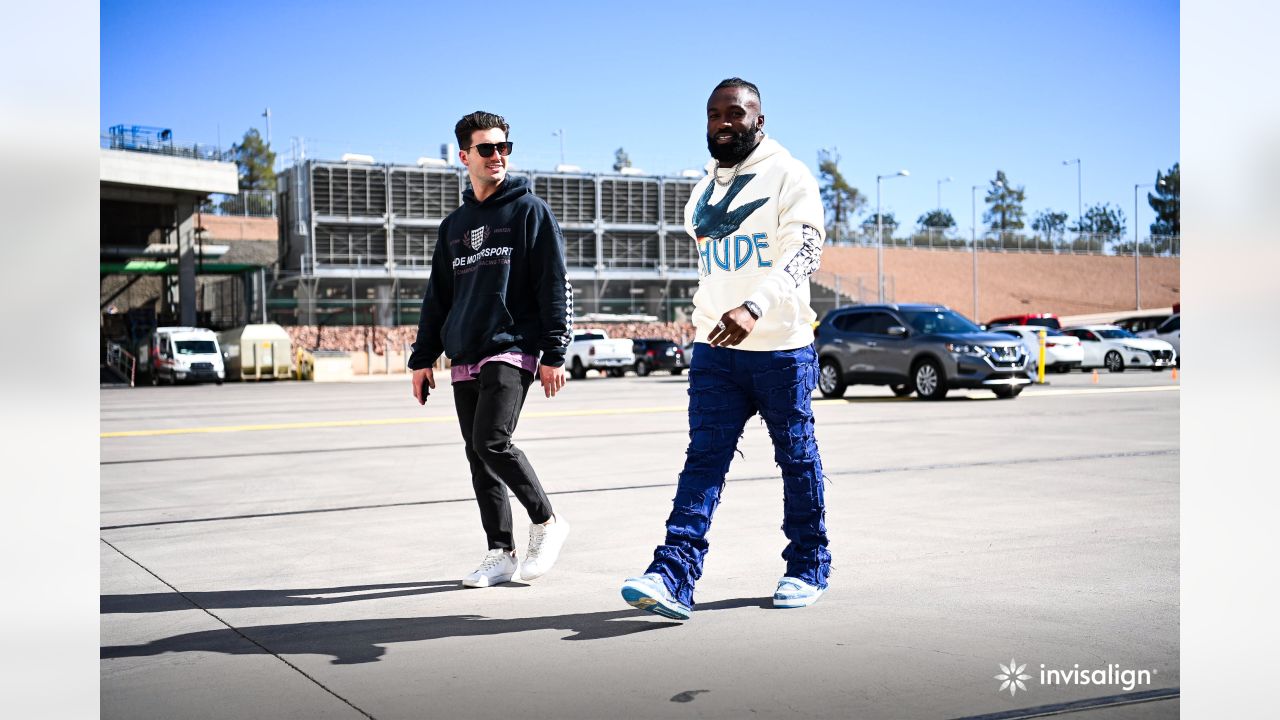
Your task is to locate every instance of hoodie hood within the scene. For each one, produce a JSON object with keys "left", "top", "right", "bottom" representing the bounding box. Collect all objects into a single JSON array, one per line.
[
  {"left": 462, "top": 174, "right": 532, "bottom": 208},
  {"left": 702, "top": 135, "right": 787, "bottom": 173}
]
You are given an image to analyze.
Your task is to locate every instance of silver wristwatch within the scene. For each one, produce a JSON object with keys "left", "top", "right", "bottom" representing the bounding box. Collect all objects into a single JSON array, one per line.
[{"left": 742, "top": 300, "right": 762, "bottom": 320}]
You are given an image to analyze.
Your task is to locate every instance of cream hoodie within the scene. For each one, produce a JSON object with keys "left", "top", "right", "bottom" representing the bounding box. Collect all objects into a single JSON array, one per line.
[{"left": 683, "top": 136, "right": 825, "bottom": 351}]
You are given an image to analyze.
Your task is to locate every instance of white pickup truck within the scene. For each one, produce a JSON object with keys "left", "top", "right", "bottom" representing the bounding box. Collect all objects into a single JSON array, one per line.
[{"left": 566, "top": 328, "right": 635, "bottom": 379}]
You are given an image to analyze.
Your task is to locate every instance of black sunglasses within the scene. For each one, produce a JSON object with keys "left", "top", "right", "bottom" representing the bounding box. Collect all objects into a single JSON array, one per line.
[{"left": 466, "top": 141, "right": 513, "bottom": 158}]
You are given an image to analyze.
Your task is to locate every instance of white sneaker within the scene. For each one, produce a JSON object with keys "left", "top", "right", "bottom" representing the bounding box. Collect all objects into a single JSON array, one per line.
[
  {"left": 520, "top": 514, "right": 570, "bottom": 580},
  {"left": 461, "top": 549, "right": 518, "bottom": 588}
]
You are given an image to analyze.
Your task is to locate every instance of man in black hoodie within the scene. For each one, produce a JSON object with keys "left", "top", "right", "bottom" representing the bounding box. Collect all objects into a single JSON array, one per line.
[{"left": 409, "top": 111, "right": 572, "bottom": 588}]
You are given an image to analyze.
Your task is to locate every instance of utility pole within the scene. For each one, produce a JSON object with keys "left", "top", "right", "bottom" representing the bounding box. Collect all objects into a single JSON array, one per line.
[{"left": 263, "top": 107, "right": 272, "bottom": 146}]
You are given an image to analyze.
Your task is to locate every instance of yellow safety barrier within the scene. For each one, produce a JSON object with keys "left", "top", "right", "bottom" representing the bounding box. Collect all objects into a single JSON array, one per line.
[
  {"left": 294, "top": 348, "right": 315, "bottom": 381},
  {"left": 1037, "top": 329, "right": 1047, "bottom": 384}
]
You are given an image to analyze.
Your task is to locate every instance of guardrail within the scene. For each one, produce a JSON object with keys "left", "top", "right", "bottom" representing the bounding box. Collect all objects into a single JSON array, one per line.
[
  {"left": 100, "top": 132, "right": 231, "bottom": 162},
  {"left": 105, "top": 342, "right": 137, "bottom": 387}
]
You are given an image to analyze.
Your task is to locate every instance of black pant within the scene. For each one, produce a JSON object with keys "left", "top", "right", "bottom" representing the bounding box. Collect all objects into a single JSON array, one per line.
[{"left": 452, "top": 361, "right": 553, "bottom": 550}]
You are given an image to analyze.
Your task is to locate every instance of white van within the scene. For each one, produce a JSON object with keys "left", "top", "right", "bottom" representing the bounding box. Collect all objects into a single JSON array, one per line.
[{"left": 141, "top": 327, "right": 226, "bottom": 385}]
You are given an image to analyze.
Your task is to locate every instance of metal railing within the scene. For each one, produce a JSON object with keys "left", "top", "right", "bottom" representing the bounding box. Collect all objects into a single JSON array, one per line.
[
  {"left": 201, "top": 191, "right": 276, "bottom": 217},
  {"left": 105, "top": 341, "right": 137, "bottom": 387},
  {"left": 101, "top": 132, "right": 231, "bottom": 162},
  {"left": 828, "top": 227, "right": 1180, "bottom": 257}
]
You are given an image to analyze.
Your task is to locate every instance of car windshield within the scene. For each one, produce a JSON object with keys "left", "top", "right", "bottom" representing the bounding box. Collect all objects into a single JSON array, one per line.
[
  {"left": 902, "top": 310, "right": 981, "bottom": 335},
  {"left": 1096, "top": 328, "right": 1137, "bottom": 339},
  {"left": 175, "top": 340, "right": 217, "bottom": 355},
  {"left": 575, "top": 333, "right": 605, "bottom": 342},
  {"left": 1025, "top": 317, "right": 1061, "bottom": 329}
]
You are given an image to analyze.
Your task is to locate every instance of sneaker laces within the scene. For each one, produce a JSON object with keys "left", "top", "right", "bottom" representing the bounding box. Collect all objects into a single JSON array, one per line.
[
  {"left": 526, "top": 523, "right": 547, "bottom": 558},
  {"left": 477, "top": 550, "right": 509, "bottom": 572}
]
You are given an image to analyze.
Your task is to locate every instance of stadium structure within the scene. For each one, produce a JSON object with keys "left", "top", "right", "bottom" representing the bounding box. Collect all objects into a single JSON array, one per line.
[{"left": 272, "top": 156, "right": 705, "bottom": 327}]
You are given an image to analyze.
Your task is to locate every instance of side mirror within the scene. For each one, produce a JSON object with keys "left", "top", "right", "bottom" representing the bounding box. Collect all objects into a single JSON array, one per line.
[{"left": 888, "top": 325, "right": 908, "bottom": 337}]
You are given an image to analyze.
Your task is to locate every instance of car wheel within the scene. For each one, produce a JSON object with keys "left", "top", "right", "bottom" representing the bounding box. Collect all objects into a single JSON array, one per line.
[
  {"left": 891, "top": 384, "right": 913, "bottom": 397},
  {"left": 570, "top": 358, "right": 586, "bottom": 380},
  {"left": 994, "top": 385, "right": 1023, "bottom": 399},
  {"left": 913, "top": 359, "right": 948, "bottom": 400},
  {"left": 608, "top": 368, "right": 625, "bottom": 378},
  {"left": 215, "top": 379, "right": 223, "bottom": 385},
  {"left": 818, "top": 358, "right": 847, "bottom": 398},
  {"left": 635, "top": 361, "right": 650, "bottom": 377},
  {"left": 1055, "top": 365, "right": 1071, "bottom": 374},
  {"left": 1104, "top": 351, "right": 1125, "bottom": 373},
  {"left": 671, "top": 368, "right": 684, "bottom": 375}
]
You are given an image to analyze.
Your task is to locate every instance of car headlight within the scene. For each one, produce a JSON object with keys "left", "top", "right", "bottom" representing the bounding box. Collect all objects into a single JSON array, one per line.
[
  {"left": 946, "top": 343, "right": 985, "bottom": 355},
  {"left": 1122, "top": 345, "right": 1147, "bottom": 353}
]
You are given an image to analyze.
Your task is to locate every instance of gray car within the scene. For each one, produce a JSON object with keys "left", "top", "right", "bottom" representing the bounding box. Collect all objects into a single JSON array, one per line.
[{"left": 814, "top": 303, "right": 1032, "bottom": 400}]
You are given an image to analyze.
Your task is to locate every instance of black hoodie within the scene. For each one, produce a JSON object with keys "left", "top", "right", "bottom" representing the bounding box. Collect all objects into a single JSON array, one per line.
[{"left": 408, "top": 176, "right": 572, "bottom": 369}]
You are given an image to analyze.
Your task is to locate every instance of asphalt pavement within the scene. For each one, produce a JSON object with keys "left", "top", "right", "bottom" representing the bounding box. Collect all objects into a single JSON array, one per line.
[{"left": 100, "top": 366, "right": 1180, "bottom": 719}]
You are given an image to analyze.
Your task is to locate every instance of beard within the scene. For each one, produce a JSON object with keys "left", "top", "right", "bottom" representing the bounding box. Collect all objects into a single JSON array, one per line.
[{"left": 707, "top": 129, "right": 759, "bottom": 165}]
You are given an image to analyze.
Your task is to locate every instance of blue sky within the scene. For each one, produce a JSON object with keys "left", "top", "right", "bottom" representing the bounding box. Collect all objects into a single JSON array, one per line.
[{"left": 102, "top": 0, "right": 1178, "bottom": 234}]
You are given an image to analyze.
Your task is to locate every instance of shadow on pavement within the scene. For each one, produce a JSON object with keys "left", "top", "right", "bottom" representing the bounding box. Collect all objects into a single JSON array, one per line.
[
  {"left": 101, "top": 596, "right": 770, "bottom": 664},
  {"left": 101, "top": 580, "right": 469, "bottom": 614}
]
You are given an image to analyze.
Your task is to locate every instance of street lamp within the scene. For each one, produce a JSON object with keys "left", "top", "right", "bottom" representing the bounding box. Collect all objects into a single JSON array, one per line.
[
  {"left": 971, "top": 179, "right": 1002, "bottom": 320},
  {"left": 1062, "top": 158, "right": 1082, "bottom": 236},
  {"left": 552, "top": 129, "right": 566, "bottom": 166},
  {"left": 1133, "top": 179, "right": 1167, "bottom": 310},
  {"left": 876, "top": 170, "right": 909, "bottom": 303},
  {"left": 937, "top": 176, "right": 952, "bottom": 211}
]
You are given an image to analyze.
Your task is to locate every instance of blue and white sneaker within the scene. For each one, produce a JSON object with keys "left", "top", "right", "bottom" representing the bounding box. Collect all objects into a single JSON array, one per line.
[
  {"left": 620, "top": 573, "right": 691, "bottom": 620},
  {"left": 773, "top": 576, "right": 825, "bottom": 608}
]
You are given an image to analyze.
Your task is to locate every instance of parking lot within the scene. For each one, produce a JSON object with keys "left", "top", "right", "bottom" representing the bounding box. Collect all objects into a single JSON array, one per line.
[{"left": 100, "top": 368, "right": 1180, "bottom": 719}]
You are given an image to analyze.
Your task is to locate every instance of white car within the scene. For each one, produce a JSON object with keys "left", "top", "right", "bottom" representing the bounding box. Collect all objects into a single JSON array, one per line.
[
  {"left": 1061, "top": 324, "right": 1177, "bottom": 372},
  {"left": 1137, "top": 313, "right": 1180, "bottom": 361},
  {"left": 988, "top": 325, "right": 1084, "bottom": 374}
]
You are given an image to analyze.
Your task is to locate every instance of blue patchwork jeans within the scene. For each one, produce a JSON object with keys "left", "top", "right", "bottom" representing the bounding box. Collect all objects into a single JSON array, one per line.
[{"left": 646, "top": 342, "right": 831, "bottom": 607}]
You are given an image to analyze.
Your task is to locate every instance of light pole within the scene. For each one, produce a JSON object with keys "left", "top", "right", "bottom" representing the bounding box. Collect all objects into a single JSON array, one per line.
[
  {"left": 876, "top": 170, "right": 909, "bottom": 303},
  {"left": 972, "top": 179, "right": 1002, "bottom": 320},
  {"left": 1062, "top": 158, "right": 1082, "bottom": 236},
  {"left": 1133, "top": 179, "right": 1166, "bottom": 310},
  {"left": 552, "top": 129, "right": 566, "bottom": 166}
]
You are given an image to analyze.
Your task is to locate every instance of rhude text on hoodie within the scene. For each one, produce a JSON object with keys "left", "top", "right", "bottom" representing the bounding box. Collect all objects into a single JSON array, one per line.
[{"left": 409, "top": 176, "right": 572, "bottom": 369}]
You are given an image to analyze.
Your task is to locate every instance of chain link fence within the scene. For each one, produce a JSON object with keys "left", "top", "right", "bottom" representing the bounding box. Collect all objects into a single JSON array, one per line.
[{"left": 827, "top": 226, "right": 1179, "bottom": 257}]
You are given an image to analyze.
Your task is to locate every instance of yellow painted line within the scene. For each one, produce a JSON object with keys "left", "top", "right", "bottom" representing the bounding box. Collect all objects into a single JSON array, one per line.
[
  {"left": 100, "top": 385, "right": 1178, "bottom": 438},
  {"left": 100, "top": 404, "right": 688, "bottom": 438}
]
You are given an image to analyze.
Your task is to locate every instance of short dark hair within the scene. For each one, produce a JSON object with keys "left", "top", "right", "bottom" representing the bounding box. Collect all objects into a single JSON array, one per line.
[
  {"left": 712, "top": 77, "right": 761, "bottom": 106},
  {"left": 454, "top": 111, "right": 510, "bottom": 148}
]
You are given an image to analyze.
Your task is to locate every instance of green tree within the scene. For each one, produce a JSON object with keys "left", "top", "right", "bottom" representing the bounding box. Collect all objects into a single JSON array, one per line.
[
  {"left": 817, "top": 149, "right": 866, "bottom": 243},
  {"left": 917, "top": 209, "right": 956, "bottom": 229},
  {"left": 983, "top": 170, "right": 1026, "bottom": 231},
  {"left": 1032, "top": 209, "right": 1068, "bottom": 239},
  {"left": 612, "top": 147, "right": 631, "bottom": 172},
  {"left": 230, "top": 127, "right": 276, "bottom": 193},
  {"left": 1148, "top": 162, "right": 1179, "bottom": 236},
  {"left": 1073, "top": 202, "right": 1127, "bottom": 240},
  {"left": 862, "top": 212, "right": 898, "bottom": 238},
  {"left": 1031, "top": 209, "right": 1069, "bottom": 252}
]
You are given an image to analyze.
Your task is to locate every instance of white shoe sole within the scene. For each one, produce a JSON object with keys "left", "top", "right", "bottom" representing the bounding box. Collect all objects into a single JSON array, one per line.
[{"left": 461, "top": 571, "right": 517, "bottom": 588}]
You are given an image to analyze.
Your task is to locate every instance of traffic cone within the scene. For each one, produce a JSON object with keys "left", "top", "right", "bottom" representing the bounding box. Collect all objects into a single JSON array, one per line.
[
  {"left": 1171, "top": 367, "right": 1178, "bottom": 381},
  {"left": 1091, "top": 369, "right": 1099, "bottom": 384}
]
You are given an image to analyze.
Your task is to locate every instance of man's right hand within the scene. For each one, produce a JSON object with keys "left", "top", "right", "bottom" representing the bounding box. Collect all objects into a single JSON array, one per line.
[{"left": 412, "top": 367, "right": 435, "bottom": 405}]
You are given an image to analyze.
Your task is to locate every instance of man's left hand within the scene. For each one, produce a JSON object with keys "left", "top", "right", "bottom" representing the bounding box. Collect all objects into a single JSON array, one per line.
[
  {"left": 539, "top": 364, "right": 566, "bottom": 398},
  {"left": 709, "top": 305, "right": 757, "bottom": 347}
]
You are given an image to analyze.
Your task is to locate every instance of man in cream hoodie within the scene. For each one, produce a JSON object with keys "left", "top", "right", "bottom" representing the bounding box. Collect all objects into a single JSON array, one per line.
[{"left": 621, "top": 78, "right": 831, "bottom": 620}]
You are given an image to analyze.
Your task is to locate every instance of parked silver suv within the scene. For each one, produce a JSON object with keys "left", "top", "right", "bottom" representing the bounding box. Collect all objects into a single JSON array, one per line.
[{"left": 814, "top": 304, "right": 1032, "bottom": 400}]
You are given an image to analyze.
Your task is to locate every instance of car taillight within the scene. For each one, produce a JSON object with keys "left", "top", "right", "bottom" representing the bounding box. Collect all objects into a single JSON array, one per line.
[
  {"left": 646, "top": 350, "right": 656, "bottom": 357},
  {"left": 1046, "top": 341, "right": 1061, "bottom": 347}
]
